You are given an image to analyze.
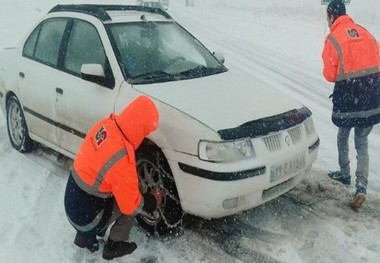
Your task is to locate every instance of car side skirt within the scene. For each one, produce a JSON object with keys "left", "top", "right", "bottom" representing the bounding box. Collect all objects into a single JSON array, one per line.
[{"left": 24, "top": 106, "right": 86, "bottom": 138}]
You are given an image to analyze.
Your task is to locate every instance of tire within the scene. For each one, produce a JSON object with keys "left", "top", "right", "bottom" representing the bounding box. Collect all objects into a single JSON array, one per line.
[
  {"left": 6, "top": 95, "right": 36, "bottom": 152},
  {"left": 135, "top": 146, "right": 184, "bottom": 236}
]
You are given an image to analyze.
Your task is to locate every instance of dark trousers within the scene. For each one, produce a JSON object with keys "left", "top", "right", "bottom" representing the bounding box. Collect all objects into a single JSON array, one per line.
[{"left": 64, "top": 172, "right": 134, "bottom": 241}]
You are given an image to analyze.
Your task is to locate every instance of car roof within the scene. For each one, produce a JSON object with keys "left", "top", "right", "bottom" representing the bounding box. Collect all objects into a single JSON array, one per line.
[
  {"left": 48, "top": 4, "right": 172, "bottom": 23},
  {"left": 143, "top": 1, "right": 163, "bottom": 4}
]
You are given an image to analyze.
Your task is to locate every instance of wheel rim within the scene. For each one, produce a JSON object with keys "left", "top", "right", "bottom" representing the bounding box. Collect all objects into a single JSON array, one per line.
[
  {"left": 7, "top": 101, "right": 24, "bottom": 147},
  {"left": 137, "top": 158, "right": 165, "bottom": 226}
]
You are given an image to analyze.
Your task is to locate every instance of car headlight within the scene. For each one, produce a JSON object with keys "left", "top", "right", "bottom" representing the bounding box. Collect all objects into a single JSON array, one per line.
[
  {"left": 198, "top": 138, "right": 255, "bottom": 162},
  {"left": 304, "top": 116, "right": 316, "bottom": 135}
]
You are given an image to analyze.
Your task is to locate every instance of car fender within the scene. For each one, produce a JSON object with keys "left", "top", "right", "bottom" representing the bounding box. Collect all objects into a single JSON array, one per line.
[{"left": 115, "top": 81, "right": 221, "bottom": 156}]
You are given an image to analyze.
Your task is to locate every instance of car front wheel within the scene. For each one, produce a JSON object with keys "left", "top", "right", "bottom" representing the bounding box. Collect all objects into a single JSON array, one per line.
[
  {"left": 136, "top": 146, "right": 184, "bottom": 236},
  {"left": 6, "top": 95, "right": 36, "bottom": 152}
]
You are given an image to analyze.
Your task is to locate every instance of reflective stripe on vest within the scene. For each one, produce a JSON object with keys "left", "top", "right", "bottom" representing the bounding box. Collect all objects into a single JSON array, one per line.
[
  {"left": 328, "top": 35, "right": 380, "bottom": 81},
  {"left": 72, "top": 148, "right": 128, "bottom": 198},
  {"left": 332, "top": 107, "right": 380, "bottom": 119}
]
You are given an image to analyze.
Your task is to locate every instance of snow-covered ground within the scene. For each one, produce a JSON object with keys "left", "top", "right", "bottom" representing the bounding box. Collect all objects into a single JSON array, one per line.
[{"left": 1, "top": 0, "right": 380, "bottom": 262}]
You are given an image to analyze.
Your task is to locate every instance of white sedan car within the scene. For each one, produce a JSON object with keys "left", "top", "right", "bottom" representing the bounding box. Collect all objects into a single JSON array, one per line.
[{"left": 0, "top": 5, "right": 319, "bottom": 234}]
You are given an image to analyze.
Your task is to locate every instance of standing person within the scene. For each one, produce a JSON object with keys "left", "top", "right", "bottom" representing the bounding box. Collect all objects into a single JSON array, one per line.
[
  {"left": 64, "top": 96, "right": 162, "bottom": 260},
  {"left": 322, "top": 0, "right": 380, "bottom": 209}
]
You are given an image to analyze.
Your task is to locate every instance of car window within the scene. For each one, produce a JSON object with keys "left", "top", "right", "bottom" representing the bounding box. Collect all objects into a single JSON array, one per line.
[
  {"left": 63, "top": 20, "right": 106, "bottom": 76},
  {"left": 23, "top": 25, "right": 41, "bottom": 58},
  {"left": 34, "top": 19, "right": 68, "bottom": 67}
]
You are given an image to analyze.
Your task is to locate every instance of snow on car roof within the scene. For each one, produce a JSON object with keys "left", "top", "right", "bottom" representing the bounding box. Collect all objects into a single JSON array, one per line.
[
  {"left": 49, "top": 4, "right": 172, "bottom": 23},
  {"left": 105, "top": 10, "right": 171, "bottom": 23}
]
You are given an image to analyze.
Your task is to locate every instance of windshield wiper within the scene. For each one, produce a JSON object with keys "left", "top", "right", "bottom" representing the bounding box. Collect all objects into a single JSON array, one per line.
[
  {"left": 132, "top": 70, "right": 175, "bottom": 82},
  {"left": 178, "top": 65, "right": 223, "bottom": 77}
]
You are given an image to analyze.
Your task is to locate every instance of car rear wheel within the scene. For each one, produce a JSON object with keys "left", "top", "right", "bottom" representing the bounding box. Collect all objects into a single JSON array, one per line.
[
  {"left": 136, "top": 146, "right": 184, "bottom": 236},
  {"left": 6, "top": 95, "right": 36, "bottom": 152}
]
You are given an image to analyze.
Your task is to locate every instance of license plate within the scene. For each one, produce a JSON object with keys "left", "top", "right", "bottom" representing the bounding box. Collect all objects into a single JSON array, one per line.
[{"left": 270, "top": 154, "right": 306, "bottom": 183}]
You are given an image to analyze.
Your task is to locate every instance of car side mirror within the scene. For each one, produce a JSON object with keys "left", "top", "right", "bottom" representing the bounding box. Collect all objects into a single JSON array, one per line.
[
  {"left": 81, "top": 64, "right": 107, "bottom": 86},
  {"left": 213, "top": 51, "right": 225, "bottom": 64}
]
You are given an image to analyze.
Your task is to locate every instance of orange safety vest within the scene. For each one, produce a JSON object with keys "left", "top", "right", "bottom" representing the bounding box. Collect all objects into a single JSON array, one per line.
[
  {"left": 322, "top": 15, "right": 380, "bottom": 82},
  {"left": 72, "top": 96, "right": 159, "bottom": 215}
]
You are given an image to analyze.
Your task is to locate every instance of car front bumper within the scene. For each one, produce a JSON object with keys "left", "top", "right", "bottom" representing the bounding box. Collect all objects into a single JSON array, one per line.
[{"left": 166, "top": 137, "right": 319, "bottom": 219}]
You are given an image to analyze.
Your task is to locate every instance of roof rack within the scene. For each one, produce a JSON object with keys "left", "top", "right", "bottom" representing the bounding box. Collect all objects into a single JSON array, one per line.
[{"left": 48, "top": 4, "right": 172, "bottom": 22}]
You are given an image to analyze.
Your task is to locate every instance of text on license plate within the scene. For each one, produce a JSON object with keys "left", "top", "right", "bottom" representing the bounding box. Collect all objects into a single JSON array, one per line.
[{"left": 270, "top": 154, "right": 306, "bottom": 183}]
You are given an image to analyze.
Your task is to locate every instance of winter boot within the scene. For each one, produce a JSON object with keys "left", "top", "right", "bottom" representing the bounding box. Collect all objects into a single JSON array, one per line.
[
  {"left": 349, "top": 186, "right": 367, "bottom": 210},
  {"left": 74, "top": 232, "right": 99, "bottom": 252},
  {"left": 102, "top": 239, "right": 137, "bottom": 260},
  {"left": 327, "top": 171, "right": 351, "bottom": 185}
]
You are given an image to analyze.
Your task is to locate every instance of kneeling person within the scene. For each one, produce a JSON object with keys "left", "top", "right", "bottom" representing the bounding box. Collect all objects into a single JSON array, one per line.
[{"left": 64, "top": 96, "right": 161, "bottom": 260}]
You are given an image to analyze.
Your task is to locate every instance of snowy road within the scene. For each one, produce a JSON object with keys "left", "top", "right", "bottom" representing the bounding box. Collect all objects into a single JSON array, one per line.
[
  {"left": 1, "top": 1, "right": 380, "bottom": 263},
  {"left": 172, "top": 5, "right": 380, "bottom": 263}
]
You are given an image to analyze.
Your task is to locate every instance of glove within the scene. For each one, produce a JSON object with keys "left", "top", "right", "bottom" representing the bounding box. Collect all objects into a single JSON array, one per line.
[{"left": 151, "top": 189, "right": 164, "bottom": 207}]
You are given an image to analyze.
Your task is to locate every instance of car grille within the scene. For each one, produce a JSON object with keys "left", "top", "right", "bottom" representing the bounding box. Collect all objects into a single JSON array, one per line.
[
  {"left": 262, "top": 134, "right": 281, "bottom": 152},
  {"left": 288, "top": 125, "right": 302, "bottom": 144},
  {"left": 262, "top": 125, "right": 303, "bottom": 152}
]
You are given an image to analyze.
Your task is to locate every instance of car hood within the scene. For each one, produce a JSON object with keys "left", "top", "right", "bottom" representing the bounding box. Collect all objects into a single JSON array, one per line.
[{"left": 132, "top": 70, "right": 303, "bottom": 132}]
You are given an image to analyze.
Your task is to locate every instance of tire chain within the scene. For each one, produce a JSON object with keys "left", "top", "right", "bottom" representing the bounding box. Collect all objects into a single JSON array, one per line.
[{"left": 155, "top": 155, "right": 184, "bottom": 229}]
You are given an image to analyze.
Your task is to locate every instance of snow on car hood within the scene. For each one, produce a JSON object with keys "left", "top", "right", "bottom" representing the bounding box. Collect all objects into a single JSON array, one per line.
[{"left": 132, "top": 70, "right": 303, "bottom": 131}]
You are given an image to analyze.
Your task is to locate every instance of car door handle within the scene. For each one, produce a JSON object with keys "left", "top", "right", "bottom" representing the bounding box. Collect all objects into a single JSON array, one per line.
[
  {"left": 56, "top": 87, "right": 63, "bottom": 95},
  {"left": 19, "top": 72, "right": 25, "bottom": 78}
]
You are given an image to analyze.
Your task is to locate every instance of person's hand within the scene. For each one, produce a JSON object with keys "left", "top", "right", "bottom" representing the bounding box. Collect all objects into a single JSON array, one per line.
[{"left": 151, "top": 189, "right": 164, "bottom": 207}]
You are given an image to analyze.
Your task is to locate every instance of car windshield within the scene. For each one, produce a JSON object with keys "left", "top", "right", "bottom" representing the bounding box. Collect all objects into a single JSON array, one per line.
[{"left": 108, "top": 21, "right": 226, "bottom": 84}]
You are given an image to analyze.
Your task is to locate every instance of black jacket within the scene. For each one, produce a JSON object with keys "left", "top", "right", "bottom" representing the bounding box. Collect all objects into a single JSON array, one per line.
[{"left": 332, "top": 72, "right": 380, "bottom": 127}]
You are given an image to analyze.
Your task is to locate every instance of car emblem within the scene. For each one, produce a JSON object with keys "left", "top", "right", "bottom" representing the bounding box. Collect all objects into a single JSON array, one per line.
[{"left": 284, "top": 135, "right": 292, "bottom": 146}]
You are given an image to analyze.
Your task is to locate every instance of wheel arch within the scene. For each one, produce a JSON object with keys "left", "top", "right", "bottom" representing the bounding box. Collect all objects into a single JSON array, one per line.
[
  {"left": 137, "top": 138, "right": 174, "bottom": 173},
  {"left": 137, "top": 138, "right": 179, "bottom": 191},
  {"left": 5, "top": 90, "right": 18, "bottom": 107},
  {"left": 5, "top": 92, "right": 36, "bottom": 152},
  {"left": 135, "top": 138, "right": 184, "bottom": 235}
]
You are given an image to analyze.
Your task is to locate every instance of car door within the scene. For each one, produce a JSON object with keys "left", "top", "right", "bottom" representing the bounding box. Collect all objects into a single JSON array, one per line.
[
  {"left": 54, "top": 19, "right": 120, "bottom": 155},
  {"left": 18, "top": 18, "right": 69, "bottom": 145}
]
